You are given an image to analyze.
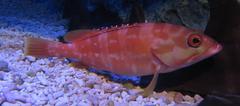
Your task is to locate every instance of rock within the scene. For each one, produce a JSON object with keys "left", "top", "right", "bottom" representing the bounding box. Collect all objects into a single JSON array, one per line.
[
  {"left": 0, "top": 94, "right": 5, "bottom": 104},
  {"left": 121, "top": 91, "right": 129, "bottom": 98},
  {"left": 48, "top": 62, "right": 55, "bottom": 67},
  {"left": 26, "top": 71, "right": 37, "bottom": 77},
  {"left": 53, "top": 91, "right": 64, "bottom": 99},
  {"left": 127, "top": 95, "right": 137, "bottom": 101},
  {"left": 2, "top": 102, "right": 21, "bottom": 106},
  {"left": 127, "top": 88, "right": 144, "bottom": 96},
  {"left": 174, "top": 92, "right": 184, "bottom": 103},
  {"left": 4, "top": 90, "right": 26, "bottom": 103},
  {"left": 25, "top": 56, "right": 36, "bottom": 62},
  {"left": 136, "top": 95, "right": 143, "bottom": 102},
  {"left": 0, "top": 81, "right": 17, "bottom": 92},
  {"left": 183, "top": 95, "right": 195, "bottom": 103},
  {"left": 64, "top": 0, "right": 209, "bottom": 31},
  {"left": 0, "top": 72, "right": 5, "bottom": 80},
  {"left": 99, "top": 100, "right": 111, "bottom": 106},
  {"left": 75, "top": 78, "right": 85, "bottom": 87},
  {"left": 129, "top": 101, "right": 141, "bottom": 106},
  {"left": 36, "top": 74, "right": 49, "bottom": 85},
  {"left": 194, "top": 94, "right": 204, "bottom": 103},
  {"left": 78, "top": 99, "right": 93, "bottom": 106},
  {"left": 55, "top": 96, "right": 69, "bottom": 106},
  {"left": 13, "top": 74, "right": 24, "bottom": 85},
  {"left": 0, "top": 61, "right": 9, "bottom": 72},
  {"left": 108, "top": 100, "right": 115, "bottom": 106}
]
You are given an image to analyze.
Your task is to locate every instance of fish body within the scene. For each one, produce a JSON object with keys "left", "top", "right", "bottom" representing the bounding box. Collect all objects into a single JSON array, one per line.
[{"left": 24, "top": 23, "right": 222, "bottom": 76}]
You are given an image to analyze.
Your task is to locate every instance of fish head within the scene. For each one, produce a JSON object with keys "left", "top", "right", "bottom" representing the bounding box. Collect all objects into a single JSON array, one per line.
[{"left": 153, "top": 29, "right": 222, "bottom": 72}]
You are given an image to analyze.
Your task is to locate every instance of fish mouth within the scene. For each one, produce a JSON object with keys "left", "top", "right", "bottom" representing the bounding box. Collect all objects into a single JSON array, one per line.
[
  {"left": 206, "top": 44, "right": 222, "bottom": 57},
  {"left": 188, "top": 43, "right": 222, "bottom": 64}
]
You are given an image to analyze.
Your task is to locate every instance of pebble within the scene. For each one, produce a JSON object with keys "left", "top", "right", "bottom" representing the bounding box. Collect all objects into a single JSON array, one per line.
[
  {"left": 0, "top": 72, "right": 5, "bottom": 80},
  {"left": 127, "top": 88, "right": 144, "bottom": 96},
  {"left": 55, "top": 96, "right": 69, "bottom": 106},
  {"left": 136, "top": 95, "right": 144, "bottom": 101},
  {"left": 26, "top": 71, "right": 37, "bottom": 77},
  {"left": 194, "top": 94, "right": 204, "bottom": 103},
  {"left": 25, "top": 56, "right": 36, "bottom": 62},
  {"left": 129, "top": 101, "right": 141, "bottom": 106},
  {"left": 2, "top": 102, "right": 21, "bottom": 106},
  {"left": 75, "top": 78, "right": 85, "bottom": 87},
  {"left": 0, "top": 94, "right": 5, "bottom": 104},
  {"left": 0, "top": 61, "right": 9, "bottom": 72},
  {"left": 4, "top": 90, "right": 26, "bottom": 102},
  {"left": 36, "top": 74, "right": 49, "bottom": 85},
  {"left": 183, "top": 95, "right": 195, "bottom": 103},
  {"left": 53, "top": 91, "right": 64, "bottom": 99},
  {"left": 174, "top": 92, "right": 184, "bottom": 103},
  {"left": 13, "top": 74, "right": 24, "bottom": 85},
  {"left": 0, "top": 81, "right": 17, "bottom": 92},
  {"left": 78, "top": 99, "right": 93, "bottom": 106}
]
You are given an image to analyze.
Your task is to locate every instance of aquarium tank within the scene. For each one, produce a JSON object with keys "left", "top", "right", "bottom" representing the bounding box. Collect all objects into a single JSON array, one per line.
[{"left": 0, "top": 0, "right": 239, "bottom": 106}]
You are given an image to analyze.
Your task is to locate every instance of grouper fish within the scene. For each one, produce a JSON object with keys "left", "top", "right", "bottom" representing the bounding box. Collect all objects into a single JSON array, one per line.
[{"left": 24, "top": 23, "right": 222, "bottom": 96}]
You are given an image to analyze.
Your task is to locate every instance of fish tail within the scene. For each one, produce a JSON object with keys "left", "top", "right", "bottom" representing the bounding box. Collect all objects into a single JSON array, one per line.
[{"left": 24, "top": 37, "right": 64, "bottom": 57}]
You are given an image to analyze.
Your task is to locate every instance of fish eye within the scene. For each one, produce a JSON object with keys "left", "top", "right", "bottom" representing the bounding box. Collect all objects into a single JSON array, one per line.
[{"left": 187, "top": 34, "right": 202, "bottom": 48}]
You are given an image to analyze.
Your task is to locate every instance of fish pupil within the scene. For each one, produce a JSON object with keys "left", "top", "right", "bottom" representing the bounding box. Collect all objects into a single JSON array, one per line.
[{"left": 192, "top": 38, "right": 200, "bottom": 44}]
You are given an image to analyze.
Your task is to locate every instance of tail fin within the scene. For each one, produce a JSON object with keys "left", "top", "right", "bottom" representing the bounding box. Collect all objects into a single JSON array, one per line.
[{"left": 24, "top": 37, "right": 62, "bottom": 57}]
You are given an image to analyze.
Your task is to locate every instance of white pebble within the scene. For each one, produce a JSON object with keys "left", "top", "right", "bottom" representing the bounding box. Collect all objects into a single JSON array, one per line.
[
  {"left": 2, "top": 102, "right": 20, "bottom": 106},
  {"left": 53, "top": 91, "right": 64, "bottom": 99},
  {"left": 26, "top": 56, "right": 36, "bottom": 62},
  {"left": 4, "top": 90, "right": 26, "bottom": 102},
  {"left": 128, "top": 88, "right": 143, "bottom": 96},
  {"left": 0, "top": 94, "right": 5, "bottom": 104},
  {"left": 78, "top": 99, "right": 93, "bottom": 106},
  {"left": 136, "top": 95, "right": 143, "bottom": 101},
  {"left": 55, "top": 96, "right": 69, "bottom": 106},
  {"left": 0, "top": 81, "right": 16, "bottom": 92},
  {"left": 129, "top": 101, "right": 141, "bottom": 106},
  {"left": 0, "top": 61, "right": 9, "bottom": 72},
  {"left": 36, "top": 74, "right": 48, "bottom": 85},
  {"left": 75, "top": 78, "right": 85, "bottom": 87}
]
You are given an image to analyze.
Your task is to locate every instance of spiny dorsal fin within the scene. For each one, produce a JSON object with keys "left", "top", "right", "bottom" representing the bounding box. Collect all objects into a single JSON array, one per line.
[
  {"left": 63, "top": 24, "right": 145, "bottom": 42},
  {"left": 64, "top": 29, "right": 95, "bottom": 42}
]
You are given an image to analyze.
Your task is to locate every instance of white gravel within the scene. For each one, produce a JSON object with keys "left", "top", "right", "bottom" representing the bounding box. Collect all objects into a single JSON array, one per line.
[{"left": 0, "top": 29, "right": 203, "bottom": 106}]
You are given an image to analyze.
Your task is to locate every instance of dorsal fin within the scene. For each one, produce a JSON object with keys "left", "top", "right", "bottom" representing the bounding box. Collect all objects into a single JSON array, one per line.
[
  {"left": 64, "top": 29, "right": 95, "bottom": 42},
  {"left": 63, "top": 23, "right": 145, "bottom": 42}
]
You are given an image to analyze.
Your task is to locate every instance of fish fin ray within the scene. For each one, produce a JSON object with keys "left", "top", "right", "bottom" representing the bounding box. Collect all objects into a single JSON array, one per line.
[
  {"left": 24, "top": 37, "right": 61, "bottom": 57},
  {"left": 143, "top": 71, "right": 159, "bottom": 97},
  {"left": 143, "top": 50, "right": 168, "bottom": 97}
]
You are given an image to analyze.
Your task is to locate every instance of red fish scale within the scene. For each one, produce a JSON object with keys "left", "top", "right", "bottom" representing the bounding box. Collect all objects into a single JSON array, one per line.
[{"left": 74, "top": 24, "right": 157, "bottom": 75}]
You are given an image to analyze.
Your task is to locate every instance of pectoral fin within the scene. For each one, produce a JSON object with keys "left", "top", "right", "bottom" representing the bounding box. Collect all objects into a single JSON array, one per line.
[
  {"left": 142, "top": 71, "right": 159, "bottom": 97},
  {"left": 142, "top": 50, "right": 169, "bottom": 97}
]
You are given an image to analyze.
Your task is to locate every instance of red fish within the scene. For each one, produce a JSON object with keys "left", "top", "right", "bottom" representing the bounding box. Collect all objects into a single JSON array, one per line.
[{"left": 24, "top": 23, "right": 222, "bottom": 96}]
